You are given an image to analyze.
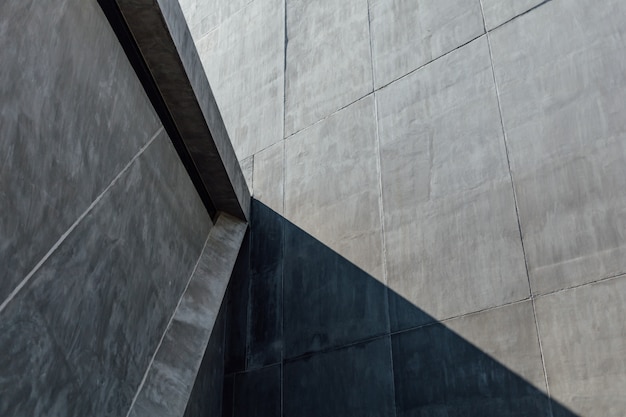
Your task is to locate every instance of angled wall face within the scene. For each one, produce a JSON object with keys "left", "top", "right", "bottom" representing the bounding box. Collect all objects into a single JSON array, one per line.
[
  {"left": 1, "top": 0, "right": 246, "bottom": 416},
  {"left": 181, "top": 0, "right": 626, "bottom": 416}
]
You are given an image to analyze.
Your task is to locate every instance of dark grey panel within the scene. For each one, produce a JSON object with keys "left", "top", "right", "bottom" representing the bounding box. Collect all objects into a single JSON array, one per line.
[
  {"left": 27, "top": 132, "right": 212, "bottom": 416},
  {"left": 391, "top": 323, "right": 554, "bottom": 417},
  {"left": 0, "top": 0, "right": 162, "bottom": 303},
  {"left": 233, "top": 365, "right": 281, "bottom": 417},
  {"left": 283, "top": 217, "right": 389, "bottom": 359},
  {"left": 246, "top": 200, "right": 283, "bottom": 368},
  {"left": 221, "top": 375, "right": 235, "bottom": 417},
  {"left": 0, "top": 296, "right": 86, "bottom": 417},
  {"left": 283, "top": 337, "right": 395, "bottom": 417}
]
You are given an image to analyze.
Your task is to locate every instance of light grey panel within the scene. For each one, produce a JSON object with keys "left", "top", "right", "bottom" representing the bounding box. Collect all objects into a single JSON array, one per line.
[
  {"left": 481, "top": 0, "right": 545, "bottom": 30},
  {"left": 0, "top": 0, "right": 161, "bottom": 303},
  {"left": 179, "top": 0, "right": 253, "bottom": 39},
  {"left": 377, "top": 37, "right": 528, "bottom": 325},
  {"left": 285, "top": 0, "right": 372, "bottom": 136},
  {"left": 536, "top": 276, "right": 626, "bottom": 416},
  {"left": 27, "top": 132, "right": 212, "bottom": 417},
  {"left": 369, "top": 0, "right": 484, "bottom": 88},
  {"left": 195, "top": 0, "right": 284, "bottom": 160},
  {"left": 240, "top": 156, "right": 254, "bottom": 193},
  {"left": 285, "top": 96, "right": 383, "bottom": 280},
  {"left": 490, "top": 0, "right": 626, "bottom": 294},
  {"left": 253, "top": 142, "right": 284, "bottom": 215}
]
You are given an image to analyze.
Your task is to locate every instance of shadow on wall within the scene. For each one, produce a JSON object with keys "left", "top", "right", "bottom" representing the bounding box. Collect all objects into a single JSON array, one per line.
[{"left": 218, "top": 200, "right": 577, "bottom": 417}]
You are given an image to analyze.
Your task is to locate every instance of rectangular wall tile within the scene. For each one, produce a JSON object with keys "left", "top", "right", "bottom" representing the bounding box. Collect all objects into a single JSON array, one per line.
[
  {"left": 253, "top": 142, "right": 284, "bottom": 215},
  {"left": 369, "top": 0, "right": 484, "bottom": 88},
  {"left": 536, "top": 276, "right": 626, "bottom": 417},
  {"left": 285, "top": 0, "right": 372, "bottom": 135},
  {"left": 26, "top": 132, "right": 212, "bottom": 416},
  {"left": 285, "top": 96, "right": 383, "bottom": 280},
  {"left": 195, "top": 0, "right": 284, "bottom": 160},
  {"left": 0, "top": 0, "right": 161, "bottom": 304},
  {"left": 233, "top": 365, "right": 281, "bottom": 417},
  {"left": 283, "top": 221, "right": 389, "bottom": 359},
  {"left": 490, "top": 0, "right": 626, "bottom": 294},
  {"left": 284, "top": 337, "right": 395, "bottom": 417},
  {"left": 481, "top": 0, "right": 545, "bottom": 30},
  {"left": 392, "top": 302, "right": 552, "bottom": 417},
  {"left": 377, "top": 37, "right": 528, "bottom": 327}
]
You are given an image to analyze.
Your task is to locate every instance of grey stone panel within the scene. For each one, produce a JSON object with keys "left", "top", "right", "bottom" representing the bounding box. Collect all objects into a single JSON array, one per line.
[
  {"left": 0, "top": 0, "right": 161, "bottom": 304},
  {"left": 377, "top": 37, "right": 528, "bottom": 328},
  {"left": 253, "top": 142, "right": 284, "bottom": 215},
  {"left": 481, "top": 0, "right": 546, "bottom": 30},
  {"left": 27, "top": 132, "right": 212, "bottom": 417},
  {"left": 178, "top": 0, "right": 253, "bottom": 40},
  {"left": 536, "top": 275, "right": 626, "bottom": 416},
  {"left": 391, "top": 314, "right": 552, "bottom": 417},
  {"left": 240, "top": 156, "right": 254, "bottom": 193},
  {"left": 247, "top": 200, "right": 284, "bottom": 368},
  {"left": 490, "top": 0, "right": 626, "bottom": 294},
  {"left": 369, "top": 0, "right": 484, "bottom": 88},
  {"left": 285, "top": 96, "right": 384, "bottom": 280},
  {"left": 285, "top": 0, "right": 373, "bottom": 136},
  {"left": 233, "top": 365, "right": 281, "bottom": 417},
  {"left": 283, "top": 337, "right": 395, "bottom": 417},
  {"left": 194, "top": 0, "right": 285, "bottom": 160},
  {"left": 283, "top": 218, "right": 389, "bottom": 359},
  {"left": 0, "top": 296, "right": 86, "bottom": 417}
]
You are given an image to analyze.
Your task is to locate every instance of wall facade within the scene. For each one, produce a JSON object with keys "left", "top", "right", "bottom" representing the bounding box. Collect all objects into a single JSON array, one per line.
[
  {"left": 1, "top": 1, "right": 219, "bottom": 415},
  {"left": 180, "top": 0, "right": 626, "bottom": 416}
]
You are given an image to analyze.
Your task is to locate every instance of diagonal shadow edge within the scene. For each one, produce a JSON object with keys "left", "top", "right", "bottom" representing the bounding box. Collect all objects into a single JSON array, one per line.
[{"left": 199, "top": 199, "right": 578, "bottom": 417}]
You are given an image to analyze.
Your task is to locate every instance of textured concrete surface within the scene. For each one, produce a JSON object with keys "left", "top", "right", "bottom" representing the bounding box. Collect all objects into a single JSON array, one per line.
[
  {"left": 378, "top": 37, "right": 528, "bottom": 325},
  {"left": 369, "top": 0, "right": 484, "bottom": 88},
  {"left": 252, "top": 142, "right": 284, "bottom": 215},
  {"left": 178, "top": 0, "right": 252, "bottom": 40},
  {"left": 284, "top": 337, "right": 395, "bottom": 417},
  {"left": 232, "top": 365, "right": 281, "bottom": 417},
  {"left": 285, "top": 96, "right": 383, "bottom": 280},
  {"left": 129, "top": 214, "right": 247, "bottom": 417},
  {"left": 490, "top": 0, "right": 626, "bottom": 295},
  {"left": 481, "top": 0, "right": 545, "bottom": 29},
  {"left": 536, "top": 275, "right": 626, "bottom": 417},
  {"left": 284, "top": 0, "right": 373, "bottom": 136},
  {"left": 193, "top": 0, "right": 284, "bottom": 160},
  {"left": 115, "top": 0, "right": 251, "bottom": 220},
  {"left": 0, "top": 0, "right": 160, "bottom": 304}
]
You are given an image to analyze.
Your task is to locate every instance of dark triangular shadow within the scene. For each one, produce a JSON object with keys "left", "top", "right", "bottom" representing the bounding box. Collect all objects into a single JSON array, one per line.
[{"left": 203, "top": 200, "right": 579, "bottom": 417}]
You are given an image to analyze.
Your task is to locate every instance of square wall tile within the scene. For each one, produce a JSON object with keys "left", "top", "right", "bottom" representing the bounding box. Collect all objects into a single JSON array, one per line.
[
  {"left": 369, "top": 0, "right": 484, "bottom": 88},
  {"left": 490, "top": 0, "right": 626, "bottom": 294},
  {"left": 377, "top": 37, "right": 528, "bottom": 326},
  {"left": 285, "top": 0, "right": 372, "bottom": 135},
  {"left": 536, "top": 275, "right": 626, "bottom": 417},
  {"left": 285, "top": 96, "right": 383, "bottom": 280}
]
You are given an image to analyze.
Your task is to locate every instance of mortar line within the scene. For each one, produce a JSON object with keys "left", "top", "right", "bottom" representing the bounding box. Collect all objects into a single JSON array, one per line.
[
  {"left": 281, "top": 1, "right": 287, "bottom": 415},
  {"left": 0, "top": 127, "right": 163, "bottom": 315},
  {"left": 479, "top": 1, "right": 552, "bottom": 413},
  {"left": 535, "top": 271, "right": 626, "bottom": 299},
  {"left": 125, "top": 211, "right": 212, "bottom": 417}
]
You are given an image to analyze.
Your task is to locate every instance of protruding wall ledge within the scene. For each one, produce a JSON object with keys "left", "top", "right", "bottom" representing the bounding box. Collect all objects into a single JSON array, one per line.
[
  {"left": 99, "top": 0, "right": 250, "bottom": 221},
  {"left": 127, "top": 213, "right": 247, "bottom": 417}
]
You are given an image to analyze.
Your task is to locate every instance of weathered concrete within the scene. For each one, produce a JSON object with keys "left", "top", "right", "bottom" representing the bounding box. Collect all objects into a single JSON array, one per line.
[
  {"left": 232, "top": 365, "right": 281, "bottom": 417},
  {"left": 377, "top": 37, "right": 528, "bottom": 325},
  {"left": 490, "top": 0, "right": 626, "bottom": 295},
  {"left": 536, "top": 275, "right": 626, "bottom": 417},
  {"left": 112, "top": 0, "right": 251, "bottom": 220},
  {"left": 193, "top": 0, "right": 285, "bottom": 161},
  {"left": 252, "top": 142, "right": 284, "bottom": 215},
  {"left": 284, "top": 0, "right": 373, "bottom": 136},
  {"left": 178, "top": 0, "right": 253, "bottom": 40},
  {"left": 0, "top": 0, "right": 160, "bottom": 305},
  {"left": 481, "top": 0, "right": 545, "bottom": 29},
  {"left": 128, "top": 214, "right": 247, "bottom": 417},
  {"left": 369, "top": 0, "right": 484, "bottom": 88},
  {"left": 285, "top": 96, "right": 384, "bottom": 280}
]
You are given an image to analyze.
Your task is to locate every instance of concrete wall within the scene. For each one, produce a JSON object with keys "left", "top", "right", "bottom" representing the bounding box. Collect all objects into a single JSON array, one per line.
[
  {"left": 0, "top": 1, "right": 218, "bottom": 415},
  {"left": 181, "top": 0, "right": 626, "bottom": 415}
]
